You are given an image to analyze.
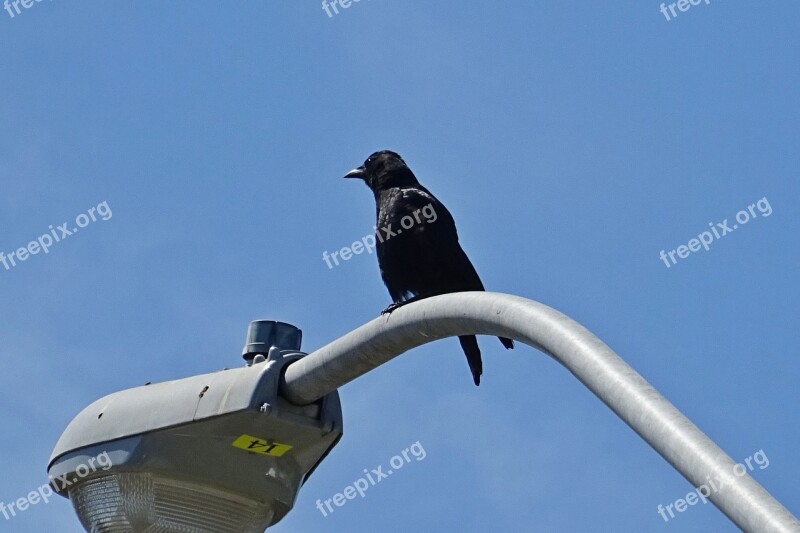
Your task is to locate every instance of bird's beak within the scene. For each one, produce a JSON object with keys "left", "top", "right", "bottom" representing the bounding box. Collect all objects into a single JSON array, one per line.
[{"left": 344, "top": 166, "right": 366, "bottom": 179}]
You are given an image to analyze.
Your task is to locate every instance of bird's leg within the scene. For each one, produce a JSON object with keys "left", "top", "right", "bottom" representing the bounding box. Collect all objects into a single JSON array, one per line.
[
  {"left": 381, "top": 294, "right": 429, "bottom": 315},
  {"left": 381, "top": 301, "right": 406, "bottom": 315}
]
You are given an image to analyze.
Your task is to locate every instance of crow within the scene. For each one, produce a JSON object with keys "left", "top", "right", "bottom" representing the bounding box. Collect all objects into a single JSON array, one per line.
[{"left": 344, "top": 150, "right": 513, "bottom": 386}]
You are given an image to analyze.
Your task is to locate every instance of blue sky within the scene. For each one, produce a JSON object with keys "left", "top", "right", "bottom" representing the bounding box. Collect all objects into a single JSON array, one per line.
[{"left": 1, "top": 1, "right": 798, "bottom": 531}]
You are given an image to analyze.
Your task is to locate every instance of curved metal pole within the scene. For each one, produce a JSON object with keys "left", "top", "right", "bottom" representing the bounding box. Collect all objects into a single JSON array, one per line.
[{"left": 281, "top": 292, "right": 799, "bottom": 533}]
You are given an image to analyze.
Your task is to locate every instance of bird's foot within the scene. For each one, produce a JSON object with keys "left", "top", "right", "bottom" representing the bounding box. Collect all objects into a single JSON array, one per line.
[{"left": 381, "top": 302, "right": 404, "bottom": 315}]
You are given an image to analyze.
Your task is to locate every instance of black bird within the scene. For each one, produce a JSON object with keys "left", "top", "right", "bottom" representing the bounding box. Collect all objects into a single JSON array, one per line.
[{"left": 344, "top": 150, "right": 514, "bottom": 386}]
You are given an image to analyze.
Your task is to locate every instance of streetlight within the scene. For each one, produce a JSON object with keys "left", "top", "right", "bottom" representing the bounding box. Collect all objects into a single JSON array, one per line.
[{"left": 50, "top": 293, "right": 800, "bottom": 532}]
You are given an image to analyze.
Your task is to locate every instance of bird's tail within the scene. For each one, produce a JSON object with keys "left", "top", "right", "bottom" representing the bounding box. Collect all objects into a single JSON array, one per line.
[
  {"left": 499, "top": 337, "right": 514, "bottom": 350},
  {"left": 458, "top": 335, "right": 483, "bottom": 386}
]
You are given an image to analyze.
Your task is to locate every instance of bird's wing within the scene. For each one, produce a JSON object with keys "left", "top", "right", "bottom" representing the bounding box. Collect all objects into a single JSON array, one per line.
[{"left": 378, "top": 186, "right": 485, "bottom": 295}]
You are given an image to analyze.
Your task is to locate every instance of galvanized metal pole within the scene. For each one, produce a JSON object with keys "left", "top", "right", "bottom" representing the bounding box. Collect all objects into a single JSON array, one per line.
[{"left": 280, "top": 291, "right": 800, "bottom": 533}]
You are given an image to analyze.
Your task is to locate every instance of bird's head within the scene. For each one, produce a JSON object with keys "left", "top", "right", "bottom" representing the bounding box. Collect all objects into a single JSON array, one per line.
[{"left": 344, "top": 150, "right": 419, "bottom": 191}]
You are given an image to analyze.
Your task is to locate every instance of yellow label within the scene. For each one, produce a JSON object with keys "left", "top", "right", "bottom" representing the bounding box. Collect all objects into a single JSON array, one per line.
[{"left": 232, "top": 434, "right": 293, "bottom": 457}]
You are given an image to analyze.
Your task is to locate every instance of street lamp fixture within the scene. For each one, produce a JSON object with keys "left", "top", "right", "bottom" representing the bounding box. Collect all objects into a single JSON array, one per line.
[{"left": 48, "top": 321, "right": 343, "bottom": 532}]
